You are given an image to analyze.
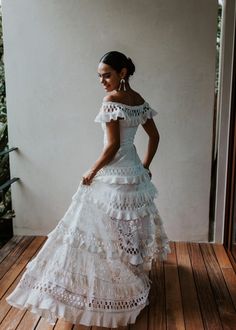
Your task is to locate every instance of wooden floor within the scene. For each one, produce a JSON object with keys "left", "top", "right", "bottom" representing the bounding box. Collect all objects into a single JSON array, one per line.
[{"left": 0, "top": 236, "right": 236, "bottom": 330}]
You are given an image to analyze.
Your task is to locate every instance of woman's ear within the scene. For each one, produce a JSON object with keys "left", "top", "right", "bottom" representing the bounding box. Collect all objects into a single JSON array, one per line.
[{"left": 120, "top": 67, "right": 128, "bottom": 79}]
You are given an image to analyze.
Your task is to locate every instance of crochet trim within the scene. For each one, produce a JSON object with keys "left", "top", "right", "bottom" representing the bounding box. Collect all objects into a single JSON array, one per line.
[
  {"left": 72, "top": 181, "right": 159, "bottom": 220},
  {"left": 94, "top": 164, "right": 151, "bottom": 184},
  {"left": 94, "top": 101, "right": 158, "bottom": 125},
  {"left": 46, "top": 216, "right": 170, "bottom": 266},
  {"left": 6, "top": 281, "right": 149, "bottom": 327}
]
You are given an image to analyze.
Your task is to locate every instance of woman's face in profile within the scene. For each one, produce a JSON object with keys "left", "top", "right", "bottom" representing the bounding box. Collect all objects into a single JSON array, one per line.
[{"left": 97, "top": 62, "right": 120, "bottom": 93}]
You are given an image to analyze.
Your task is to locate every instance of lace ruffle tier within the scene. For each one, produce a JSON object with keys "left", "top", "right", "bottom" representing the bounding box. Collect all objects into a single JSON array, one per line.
[
  {"left": 6, "top": 101, "right": 171, "bottom": 328},
  {"left": 6, "top": 273, "right": 150, "bottom": 327},
  {"left": 6, "top": 178, "right": 170, "bottom": 327},
  {"left": 72, "top": 179, "right": 158, "bottom": 220},
  {"left": 46, "top": 195, "right": 171, "bottom": 267},
  {"left": 94, "top": 163, "right": 151, "bottom": 184},
  {"left": 6, "top": 200, "right": 169, "bottom": 327},
  {"left": 94, "top": 101, "right": 158, "bottom": 125}
]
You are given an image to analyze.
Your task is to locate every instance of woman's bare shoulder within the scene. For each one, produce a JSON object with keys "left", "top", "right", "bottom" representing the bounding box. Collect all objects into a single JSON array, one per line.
[
  {"left": 133, "top": 92, "right": 145, "bottom": 104},
  {"left": 103, "top": 94, "right": 117, "bottom": 103},
  {"left": 103, "top": 91, "right": 145, "bottom": 105}
]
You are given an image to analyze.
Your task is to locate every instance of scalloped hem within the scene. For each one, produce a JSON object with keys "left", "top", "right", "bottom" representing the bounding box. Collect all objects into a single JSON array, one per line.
[
  {"left": 72, "top": 181, "right": 159, "bottom": 220},
  {"left": 46, "top": 223, "right": 171, "bottom": 268},
  {"left": 82, "top": 195, "right": 158, "bottom": 220},
  {"left": 6, "top": 289, "right": 148, "bottom": 328},
  {"left": 94, "top": 101, "right": 158, "bottom": 125},
  {"left": 93, "top": 169, "right": 152, "bottom": 184}
]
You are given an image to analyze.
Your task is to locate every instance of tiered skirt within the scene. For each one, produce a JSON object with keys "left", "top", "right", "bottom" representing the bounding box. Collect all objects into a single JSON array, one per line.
[{"left": 6, "top": 164, "right": 171, "bottom": 328}]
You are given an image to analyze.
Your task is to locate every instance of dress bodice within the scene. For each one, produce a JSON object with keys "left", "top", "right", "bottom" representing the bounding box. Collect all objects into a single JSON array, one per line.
[
  {"left": 94, "top": 100, "right": 158, "bottom": 171},
  {"left": 95, "top": 101, "right": 158, "bottom": 148},
  {"left": 102, "top": 122, "right": 138, "bottom": 147}
]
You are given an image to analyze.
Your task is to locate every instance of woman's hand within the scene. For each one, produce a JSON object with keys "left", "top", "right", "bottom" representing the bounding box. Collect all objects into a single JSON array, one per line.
[
  {"left": 81, "top": 121, "right": 120, "bottom": 186},
  {"left": 82, "top": 169, "right": 97, "bottom": 185},
  {"left": 146, "top": 168, "right": 152, "bottom": 179},
  {"left": 143, "top": 165, "right": 152, "bottom": 179}
]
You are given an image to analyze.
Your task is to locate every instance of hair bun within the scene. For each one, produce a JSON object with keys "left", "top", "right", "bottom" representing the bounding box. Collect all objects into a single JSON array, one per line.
[
  {"left": 127, "top": 57, "right": 135, "bottom": 76},
  {"left": 99, "top": 51, "right": 135, "bottom": 79}
]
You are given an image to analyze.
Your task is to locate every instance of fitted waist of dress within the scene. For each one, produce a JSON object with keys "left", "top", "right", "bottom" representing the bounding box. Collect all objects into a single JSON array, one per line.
[
  {"left": 103, "top": 142, "right": 135, "bottom": 149},
  {"left": 120, "top": 141, "right": 135, "bottom": 147}
]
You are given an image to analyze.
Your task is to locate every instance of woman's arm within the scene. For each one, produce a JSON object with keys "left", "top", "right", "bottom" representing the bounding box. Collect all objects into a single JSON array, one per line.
[
  {"left": 82, "top": 120, "right": 120, "bottom": 185},
  {"left": 141, "top": 118, "right": 160, "bottom": 175}
]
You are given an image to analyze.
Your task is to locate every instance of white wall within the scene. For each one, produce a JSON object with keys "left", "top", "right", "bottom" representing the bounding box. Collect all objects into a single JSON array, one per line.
[{"left": 2, "top": 0, "right": 218, "bottom": 241}]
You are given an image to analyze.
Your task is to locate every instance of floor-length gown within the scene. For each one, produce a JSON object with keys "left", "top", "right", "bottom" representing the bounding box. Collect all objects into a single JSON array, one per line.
[{"left": 6, "top": 100, "right": 171, "bottom": 328}]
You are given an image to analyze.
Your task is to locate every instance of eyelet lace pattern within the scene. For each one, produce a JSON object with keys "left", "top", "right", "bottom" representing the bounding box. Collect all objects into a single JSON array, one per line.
[
  {"left": 6, "top": 101, "right": 171, "bottom": 328},
  {"left": 71, "top": 180, "right": 159, "bottom": 220},
  {"left": 94, "top": 164, "right": 152, "bottom": 184},
  {"left": 6, "top": 187, "right": 170, "bottom": 327},
  {"left": 11, "top": 271, "right": 150, "bottom": 327},
  {"left": 94, "top": 101, "right": 158, "bottom": 125}
]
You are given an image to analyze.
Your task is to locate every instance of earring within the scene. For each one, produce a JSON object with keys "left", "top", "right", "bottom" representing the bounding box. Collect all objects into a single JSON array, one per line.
[{"left": 118, "top": 78, "right": 126, "bottom": 91}]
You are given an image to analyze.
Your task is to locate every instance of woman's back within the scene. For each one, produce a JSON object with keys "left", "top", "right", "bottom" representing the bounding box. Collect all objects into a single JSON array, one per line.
[{"left": 103, "top": 89, "right": 145, "bottom": 107}]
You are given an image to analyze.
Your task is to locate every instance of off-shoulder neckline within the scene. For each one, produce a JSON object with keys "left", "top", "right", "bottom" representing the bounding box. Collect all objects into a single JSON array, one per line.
[{"left": 102, "top": 101, "right": 147, "bottom": 108}]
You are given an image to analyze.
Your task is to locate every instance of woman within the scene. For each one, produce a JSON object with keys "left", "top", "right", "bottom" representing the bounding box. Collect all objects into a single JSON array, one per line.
[{"left": 6, "top": 51, "right": 171, "bottom": 328}]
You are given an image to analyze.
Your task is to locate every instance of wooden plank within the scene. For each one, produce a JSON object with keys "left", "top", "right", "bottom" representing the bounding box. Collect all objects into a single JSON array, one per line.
[
  {"left": 200, "top": 243, "right": 236, "bottom": 328},
  {"left": 220, "top": 268, "right": 236, "bottom": 309},
  {"left": 0, "top": 236, "right": 47, "bottom": 323},
  {"left": 0, "top": 236, "right": 46, "bottom": 328},
  {"left": 0, "top": 306, "right": 27, "bottom": 330},
  {"left": 213, "top": 244, "right": 236, "bottom": 309},
  {"left": 1, "top": 238, "right": 236, "bottom": 330},
  {"left": 34, "top": 317, "right": 54, "bottom": 330},
  {"left": 130, "top": 305, "right": 148, "bottom": 330},
  {"left": 14, "top": 310, "right": 40, "bottom": 330},
  {"left": 149, "top": 260, "right": 166, "bottom": 330},
  {"left": 91, "top": 324, "right": 129, "bottom": 330},
  {"left": 0, "top": 269, "right": 24, "bottom": 323},
  {"left": 0, "top": 236, "right": 24, "bottom": 263},
  {"left": 73, "top": 324, "right": 91, "bottom": 330},
  {"left": 188, "top": 242, "right": 223, "bottom": 330},
  {"left": 164, "top": 241, "right": 185, "bottom": 330},
  {"left": 54, "top": 318, "right": 74, "bottom": 329},
  {"left": 212, "top": 244, "right": 233, "bottom": 268},
  {"left": 0, "top": 236, "right": 35, "bottom": 279},
  {"left": 175, "top": 242, "right": 204, "bottom": 330},
  {"left": 0, "top": 236, "right": 47, "bottom": 299}
]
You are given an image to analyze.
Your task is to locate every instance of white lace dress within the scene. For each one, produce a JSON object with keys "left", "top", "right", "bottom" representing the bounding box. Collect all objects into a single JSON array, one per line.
[{"left": 6, "top": 101, "right": 171, "bottom": 328}]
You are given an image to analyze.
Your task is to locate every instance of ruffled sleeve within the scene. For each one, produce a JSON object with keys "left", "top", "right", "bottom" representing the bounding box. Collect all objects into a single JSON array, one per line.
[
  {"left": 94, "top": 101, "right": 158, "bottom": 125},
  {"left": 140, "top": 103, "right": 158, "bottom": 124},
  {"left": 94, "top": 102, "right": 127, "bottom": 123}
]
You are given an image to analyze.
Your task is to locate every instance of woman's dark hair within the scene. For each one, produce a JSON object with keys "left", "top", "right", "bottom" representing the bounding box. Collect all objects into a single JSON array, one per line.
[{"left": 99, "top": 51, "right": 135, "bottom": 79}]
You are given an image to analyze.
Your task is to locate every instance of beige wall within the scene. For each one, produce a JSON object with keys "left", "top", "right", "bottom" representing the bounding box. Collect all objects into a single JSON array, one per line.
[{"left": 2, "top": 0, "right": 218, "bottom": 241}]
